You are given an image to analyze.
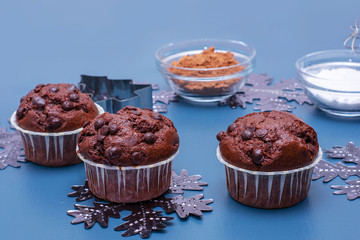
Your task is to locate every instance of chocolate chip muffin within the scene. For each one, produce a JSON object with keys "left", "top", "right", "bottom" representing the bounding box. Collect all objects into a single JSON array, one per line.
[
  {"left": 16, "top": 83, "right": 99, "bottom": 132},
  {"left": 78, "top": 106, "right": 179, "bottom": 166},
  {"left": 11, "top": 83, "right": 102, "bottom": 167},
  {"left": 77, "top": 106, "right": 179, "bottom": 203},
  {"left": 217, "top": 111, "right": 319, "bottom": 171},
  {"left": 216, "top": 111, "right": 322, "bottom": 209}
]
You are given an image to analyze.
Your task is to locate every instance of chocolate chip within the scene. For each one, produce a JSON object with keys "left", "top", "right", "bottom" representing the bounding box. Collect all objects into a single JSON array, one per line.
[
  {"left": 83, "top": 120, "right": 90, "bottom": 128},
  {"left": 256, "top": 129, "right": 268, "bottom": 138},
  {"left": 47, "top": 117, "right": 62, "bottom": 131},
  {"left": 66, "top": 84, "right": 77, "bottom": 92},
  {"left": 80, "top": 105, "right": 88, "bottom": 113},
  {"left": 297, "top": 132, "right": 305, "bottom": 138},
  {"left": 34, "top": 84, "right": 45, "bottom": 92},
  {"left": 252, "top": 149, "right": 264, "bottom": 164},
  {"left": 125, "top": 106, "right": 138, "bottom": 111},
  {"left": 100, "top": 125, "right": 109, "bottom": 136},
  {"left": 49, "top": 87, "right": 59, "bottom": 93},
  {"left": 241, "top": 129, "right": 253, "bottom": 140},
  {"left": 151, "top": 112, "right": 162, "bottom": 120},
  {"left": 32, "top": 96, "right": 46, "bottom": 109},
  {"left": 172, "top": 133, "right": 179, "bottom": 145},
  {"left": 131, "top": 151, "right": 143, "bottom": 164},
  {"left": 20, "top": 96, "right": 25, "bottom": 103},
  {"left": 109, "top": 123, "right": 118, "bottom": 135},
  {"left": 69, "top": 93, "right": 79, "bottom": 102},
  {"left": 96, "top": 134, "right": 106, "bottom": 142},
  {"left": 94, "top": 118, "right": 105, "bottom": 130},
  {"left": 105, "top": 147, "right": 121, "bottom": 160},
  {"left": 216, "top": 131, "right": 224, "bottom": 141},
  {"left": 305, "top": 135, "right": 312, "bottom": 143},
  {"left": 227, "top": 123, "right": 236, "bottom": 133},
  {"left": 144, "top": 132, "right": 156, "bottom": 144},
  {"left": 62, "top": 101, "right": 73, "bottom": 111},
  {"left": 16, "top": 107, "right": 26, "bottom": 119}
]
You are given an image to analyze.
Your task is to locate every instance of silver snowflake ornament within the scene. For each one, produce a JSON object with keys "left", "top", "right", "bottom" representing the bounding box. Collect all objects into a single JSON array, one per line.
[
  {"left": 0, "top": 127, "right": 26, "bottom": 169},
  {"left": 169, "top": 169, "right": 208, "bottom": 194},
  {"left": 332, "top": 179, "right": 360, "bottom": 200},
  {"left": 313, "top": 142, "right": 360, "bottom": 201},
  {"left": 67, "top": 169, "right": 213, "bottom": 238},
  {"left": 220, "top": 73, "right": 312, "bottom": 112},
  {"left": 170, "top": 194, "right": 213, "bottom": 218}
]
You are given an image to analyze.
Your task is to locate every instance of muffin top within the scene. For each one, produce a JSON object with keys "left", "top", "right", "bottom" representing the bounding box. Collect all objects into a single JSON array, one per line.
[
  {"left": 77, "top": 106, "right": 179, "bottom": 166},
  {"left": 217, "top": 111, "right": 319, "bottom": 171},
  {"left": 16, "top": 83, "right": 99, "bottom": 132}
]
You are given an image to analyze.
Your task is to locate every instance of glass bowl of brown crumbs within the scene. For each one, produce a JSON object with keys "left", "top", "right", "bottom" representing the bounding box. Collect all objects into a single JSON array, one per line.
[{"left": 155, "top": 39, "right": 256, "bottom": 102}]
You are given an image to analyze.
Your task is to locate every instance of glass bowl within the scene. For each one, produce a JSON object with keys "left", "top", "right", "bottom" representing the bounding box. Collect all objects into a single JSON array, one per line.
[
  {"left": 155, "top": 39, "right": 256, "bottom": 102},
  {"left": 296, "top": 50, "right": 360, "bottom": 117}
]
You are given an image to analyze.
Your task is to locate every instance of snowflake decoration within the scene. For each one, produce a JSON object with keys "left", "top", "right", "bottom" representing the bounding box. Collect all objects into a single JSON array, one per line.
[
  {"left": 170, "top": 194, "right": 213, "bottom": 218},
  {"left": 68, "top": 202, "right": 121, "bottom": 229},
  {"left": 332, "top": 179, "right": 360, "bottom": 200},
  {"left": 219, "top": 73, "right": 312, "bottom": 112},
  {"left": 0, "top": 127, "right": 26, "bottom": 170},
  {"left": 114, "top": 204, "right": 173, "bottom": 238},
  {"left": 152, "top": 90, "right": 178, "bottom": 113},
  {"left": 67, "top": 180, "right": 100, "bottom": 202},
  {"left": 169, "top": 169, "right": 208, "bottom": 194},
  {"left": 312, "top": 160, "right": 360, "bottom": 182},
  {"left": 312, "top": 142, "right": 360, "bottom": 200},
  {"left": 67, "top": 169, "right": 213, "bottom": 238}
]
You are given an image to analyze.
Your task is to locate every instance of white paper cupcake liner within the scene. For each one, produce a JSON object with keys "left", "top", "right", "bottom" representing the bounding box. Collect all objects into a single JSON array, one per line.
[
  {"left": 10, "top": 103, "right": 104, "bottom": 167},
  {"left": 77, "top": 149, "right": 179, "bottom": 203},
  {"left": 217, "top": 146, "right": 322, "bottom": 209}
]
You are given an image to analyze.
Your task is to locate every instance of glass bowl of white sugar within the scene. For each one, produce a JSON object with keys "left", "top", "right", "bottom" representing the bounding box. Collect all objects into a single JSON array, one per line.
[{"left": 296, "top": 50, "right": 360, "bottom": 117}]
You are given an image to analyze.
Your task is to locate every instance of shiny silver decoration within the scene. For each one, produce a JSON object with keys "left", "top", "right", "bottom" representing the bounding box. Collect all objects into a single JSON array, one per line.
[
  {"left": 344, "top": 18, "right": 360, "bottom": 53},
  {"left": 312, "top": 142, "right": 360, "bottom": 200},
  {"left": 67, "top": 169, "right": 213, "bottom": 238}
]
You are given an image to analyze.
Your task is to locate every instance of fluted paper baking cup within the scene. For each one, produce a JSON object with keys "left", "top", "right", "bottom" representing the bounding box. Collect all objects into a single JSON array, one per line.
[
  {"left": 10, "top": 103, "right": 104, "bottom": 167},
  {"left": 217, "top": 146, "right": 322, "bottom": 209},
  {"left": 77, "top": 148, "right": 179, "bottom": 203}
]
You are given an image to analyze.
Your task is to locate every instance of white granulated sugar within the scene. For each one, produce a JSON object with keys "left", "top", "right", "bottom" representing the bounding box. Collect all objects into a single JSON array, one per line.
[
  {"left": 315, "top": 67, "right": 360, "bottom": 82},
  {"left": 304, "top": 63, "right": 360, "bottom": 92}
]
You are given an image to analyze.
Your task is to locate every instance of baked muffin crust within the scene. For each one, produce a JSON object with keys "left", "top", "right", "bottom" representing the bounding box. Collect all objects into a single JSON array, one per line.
[
  {"left": 78, "top": 107, "right": 179, "bottom": 166},
  {"left": 16, "top": 83, "right": 99, "bottom": 132},
  {"left": 218, "top": 111, "right": 319, "bottom": 171}
]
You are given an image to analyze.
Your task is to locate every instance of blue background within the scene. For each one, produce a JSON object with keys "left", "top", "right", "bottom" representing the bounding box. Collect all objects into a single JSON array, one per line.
[{"left": 1, "top": 0, "right": 360, "bottom": 239}]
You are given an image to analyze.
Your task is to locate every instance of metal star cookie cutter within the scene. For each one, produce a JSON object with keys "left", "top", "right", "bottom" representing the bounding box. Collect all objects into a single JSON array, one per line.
[{"left": 79, "top": 75, "right": 153, "bottom": 113}]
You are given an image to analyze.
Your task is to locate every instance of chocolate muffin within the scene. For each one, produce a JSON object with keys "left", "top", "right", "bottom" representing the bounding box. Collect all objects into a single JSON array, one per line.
[
  {"left": 11, "top": 83, "right": 102, "bottom": 167},
  {"left": 216, "top": 111, "right": 321, "bottom": 209},
  {"left": 217, "top": 111, "right": 319, "bottom": 171},
  {"left": 78, "top": 106, "right": 179, "bottom": 166},
  {"left": 77, "top": 106, "right": 179, "bottom": 203},
  {"left": 16, "top": 83, "right": 99, "bottom": 132}
]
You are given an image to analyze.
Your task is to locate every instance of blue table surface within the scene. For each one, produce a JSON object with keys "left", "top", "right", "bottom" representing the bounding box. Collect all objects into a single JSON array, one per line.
[{"left": 1, "top": 1, "right": 360, "bottom": 239}]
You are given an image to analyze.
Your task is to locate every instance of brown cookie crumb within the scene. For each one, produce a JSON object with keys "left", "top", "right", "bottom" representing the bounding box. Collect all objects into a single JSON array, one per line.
[{"left": 168, "top": 47, "right": 245, "bottom": 95}]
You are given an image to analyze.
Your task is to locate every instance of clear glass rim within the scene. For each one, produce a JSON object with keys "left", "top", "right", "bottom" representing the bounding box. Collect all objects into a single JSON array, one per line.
[
  {"left": 217, "top": 146, "right": 323, "bottom": 176},
  {"left": 295, "top": 49, "right": 360, "bottom": 84},
  {"left": 155, "top": 39, "right": 256, "bottom": 72},
  {"left": 10, "top": 103, "right": 104, "bottom": 136}
]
